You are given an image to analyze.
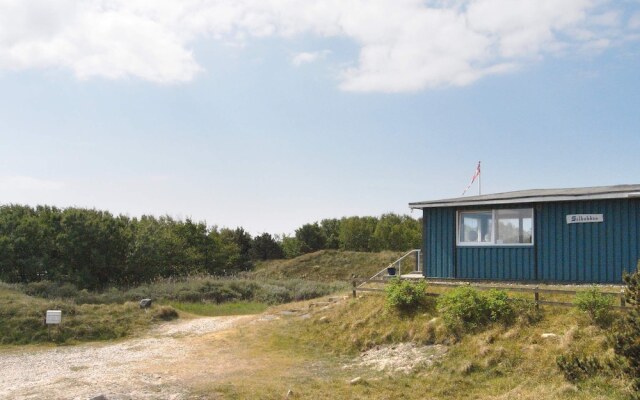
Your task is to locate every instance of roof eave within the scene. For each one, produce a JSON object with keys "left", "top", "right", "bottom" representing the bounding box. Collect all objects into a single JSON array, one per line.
[{"left": 409, "top": 192, "right": 636, "bottom": 209}]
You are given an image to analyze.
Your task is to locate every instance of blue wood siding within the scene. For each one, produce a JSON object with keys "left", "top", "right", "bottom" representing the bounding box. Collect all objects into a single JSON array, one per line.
[
  {"left": 422, "top": 198, "right": 640, "bottom": 283},
  {"left": 457, "top": 246, "right": 534, "bottom": 280},
  {"left": 536, "top": 199, "right": 640, "bottom": 283},
  {"left": 423, "top": 208, "right": 455, "bottom": 278}
]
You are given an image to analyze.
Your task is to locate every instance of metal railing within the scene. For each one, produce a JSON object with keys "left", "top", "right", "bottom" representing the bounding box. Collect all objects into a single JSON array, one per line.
[{"left": 357, "top": 249, "right": 421, "bottom": 288}]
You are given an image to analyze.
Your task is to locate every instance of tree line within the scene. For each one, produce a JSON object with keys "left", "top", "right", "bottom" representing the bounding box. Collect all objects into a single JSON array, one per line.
[{"left": 0, "top": 204, "right": 421, "bottom": 289}]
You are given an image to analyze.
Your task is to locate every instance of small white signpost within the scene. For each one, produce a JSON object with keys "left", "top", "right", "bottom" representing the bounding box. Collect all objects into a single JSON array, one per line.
[
  {"left": 566, "top": 214, "right": 604, "bottom": 224},
  {"left": 46, "top": 310, "right": 62, "bottom": 325},
  {"left": 45, "top": 310, "right": 62, "bottom": 341}
]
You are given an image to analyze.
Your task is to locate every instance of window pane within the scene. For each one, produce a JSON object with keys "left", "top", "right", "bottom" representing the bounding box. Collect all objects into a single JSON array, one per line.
[
  {"left": 459, "top": 211, "right": 493, "bottom": 243},
  {"left": 496, "top": 209, "right": 533, "bottom": 244}
]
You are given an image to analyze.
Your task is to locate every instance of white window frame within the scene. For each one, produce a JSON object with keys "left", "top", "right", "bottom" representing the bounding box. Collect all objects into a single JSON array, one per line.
[{"left": 456, "top": 208, "right": 535, "bottom": 247}]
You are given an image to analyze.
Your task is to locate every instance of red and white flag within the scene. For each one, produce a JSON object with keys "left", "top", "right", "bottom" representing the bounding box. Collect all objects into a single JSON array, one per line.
[{"left": 462, "top": 161, "right": 481, "bottom": 196}]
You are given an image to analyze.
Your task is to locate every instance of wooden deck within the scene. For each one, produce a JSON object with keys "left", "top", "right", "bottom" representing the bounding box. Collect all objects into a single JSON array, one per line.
[{"left": 400, "top": 272, "right": 423, "bottom": 279}]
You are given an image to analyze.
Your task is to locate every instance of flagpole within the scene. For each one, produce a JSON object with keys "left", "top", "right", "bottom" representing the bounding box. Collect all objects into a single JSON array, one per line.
[{"left": 478, "top": 161, "right": 481, "bottom": 196}]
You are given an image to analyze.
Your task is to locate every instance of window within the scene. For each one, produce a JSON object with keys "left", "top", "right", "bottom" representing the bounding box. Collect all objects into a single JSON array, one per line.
[
  {"left": 458, "top": 208, "right": 533, "bottom": 246},
  {"left": 496, "top": 209, "right": 533, "bottom": 244},
  {"left": 459, "top": 211, "right": 493, "bottom": 244}
]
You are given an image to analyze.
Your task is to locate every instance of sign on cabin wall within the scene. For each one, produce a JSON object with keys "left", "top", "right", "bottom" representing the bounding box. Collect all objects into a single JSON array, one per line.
[{"left": 566, "top": 214, "right": 604, "bottom": 224}]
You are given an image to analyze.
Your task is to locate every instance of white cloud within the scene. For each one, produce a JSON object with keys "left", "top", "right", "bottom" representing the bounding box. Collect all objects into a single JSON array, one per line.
[
  {"left": 291, "top": 50, "right": 330, "bottom": 66},
  {"left": 630, "top": 12, "right": 640, "bottom": 30},
  {"left": 0, "top": 0, "right": 632, "bottom": 91},
  {"left": 0, "top": 175, "right": 65, "bottom": 191}
]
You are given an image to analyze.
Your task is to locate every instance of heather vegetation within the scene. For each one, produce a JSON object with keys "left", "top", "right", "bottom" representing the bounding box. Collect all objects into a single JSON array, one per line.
[
  {"left": 221, "top": 286, "right": 634, "bottom": 399},
  {"left": 17, "top": 277, "right": 347, "bottom": 306},
  {"left": 0, "top": 276, "right": 346, "bottom": 344},
  {"left": 0, "top": 204, "right": 420, "bottom": 289},
  {"left": 0, "top": 282, "right": 175, "bottom": 345}
]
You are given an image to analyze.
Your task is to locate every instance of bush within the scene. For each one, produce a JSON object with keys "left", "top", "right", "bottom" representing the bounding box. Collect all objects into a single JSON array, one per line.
[
  {"left": 613, "top": 265, "right": 640, "bottom": 393},
  {"left": 255, "top": 284, "right": 292, "bottom": 305},
  {"left": 556, "top": 352, "right": 604, "bottom": 382},
  {"left": 19, "top": 276, "right": 347, "bottom": 308},
  {"left": 22, "top": 281, "right": 79, "bottom": 299},
  {"left": 485, "top": 289, "right": 515, "bottom": 324},
  {"left": 437, "top": 286, "right": 489, "bottom": 332},
  {"left": 175, "top": 288, "right": 202, "bottom": 302},
  {"left": 574, "top": 287, "right": 613, "bottom": 327},
  {"left": 384, "top": 279, "right": 430, "bottom": 312},
  {"left": 437, "top": 287, "right": 515, "bottom": 333},
  {"left": 154, "top": 306, "right": 179, "bottom": 321}
]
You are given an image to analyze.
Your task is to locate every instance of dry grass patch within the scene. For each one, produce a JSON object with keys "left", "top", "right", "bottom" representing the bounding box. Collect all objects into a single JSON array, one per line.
[
  {"left": 189, "top": 292, "right": 634, "bottom": 400},
  {"left": 0, "top": 284, "right": 172, "bottom": 345},
  {"left": 251, "top": 250, "right": 403, "bottom": 282}
]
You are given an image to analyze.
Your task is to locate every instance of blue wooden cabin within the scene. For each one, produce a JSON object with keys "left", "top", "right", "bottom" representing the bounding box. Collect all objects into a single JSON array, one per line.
[{"left": 409, "top": 185, "right": 640, "bottom": 283}]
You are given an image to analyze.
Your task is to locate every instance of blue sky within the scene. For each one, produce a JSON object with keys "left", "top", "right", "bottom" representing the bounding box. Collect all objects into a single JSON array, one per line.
[{"left": 1, "top": 0, "right": 639, "bottom": 234}]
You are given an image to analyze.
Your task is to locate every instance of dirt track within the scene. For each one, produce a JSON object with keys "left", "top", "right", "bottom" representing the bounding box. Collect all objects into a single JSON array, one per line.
[{"left": 0, "top": 316, "right": 251, "bottom": 400}]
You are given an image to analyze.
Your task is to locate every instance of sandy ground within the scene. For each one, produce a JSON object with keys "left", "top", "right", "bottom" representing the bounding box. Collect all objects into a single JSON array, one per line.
[
  {"left": 0, "top": 316, "right": 251, "bottom": 400},
  {"left": 346, "top": 343, "right": 448, "bottom": 373}
]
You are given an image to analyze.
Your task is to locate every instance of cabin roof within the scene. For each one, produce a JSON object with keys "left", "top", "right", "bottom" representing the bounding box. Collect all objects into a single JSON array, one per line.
[{"left": 409, "top": 184, "right": 640, "bottom": 209}]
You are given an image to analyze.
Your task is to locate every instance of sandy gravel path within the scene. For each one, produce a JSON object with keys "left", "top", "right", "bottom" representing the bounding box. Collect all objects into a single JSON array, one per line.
[{"left": 0, "top": 316, "right": 250, "bottom": 400}]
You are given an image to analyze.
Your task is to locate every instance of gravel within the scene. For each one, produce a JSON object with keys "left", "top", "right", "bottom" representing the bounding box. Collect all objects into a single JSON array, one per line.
[{"left": 0, "top": 316, "right": 247, "bottom": 400}]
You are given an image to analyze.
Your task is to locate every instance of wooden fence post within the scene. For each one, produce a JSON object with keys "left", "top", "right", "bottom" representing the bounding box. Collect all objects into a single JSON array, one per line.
[
  {"left": 534, "top": 286, "right": 539, "bottom": 310},
  {"left": 352, "top": 279, "right": 357, "bottom": 298}
]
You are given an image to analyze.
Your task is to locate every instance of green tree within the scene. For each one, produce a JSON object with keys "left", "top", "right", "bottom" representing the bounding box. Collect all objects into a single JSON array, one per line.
[
  {"left": 320, "top": 218, "right": 341, "bottom": 249},
  {"left": 281, "top": 235, "right": 301, "bottom": 259},
  {"left": 338, "top": 216, "right": 378, "bottom": 251},
  {"left": 55, "top": 208, "right": 130, "bottom": 289},
  {"left": 250, "top": 233, "right": 284, "bottom": 260},
  {"left": 295, "top": 223, "right": 326, "bottom": 253},
  {"left": 0, "top": 205, "right": 56, "bottom": 283},
  {"left": 371, "top": 214, "right": 421, "bottom": 251},
  {"left": 219, "top": 227, "right": 253, "bottom": 271}
]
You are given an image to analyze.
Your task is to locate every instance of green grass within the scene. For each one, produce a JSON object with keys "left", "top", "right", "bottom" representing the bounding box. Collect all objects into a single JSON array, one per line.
[
  {"left": 167, "top": 301, "right": 268, "bottom": 317},
  {"left": 20, "top": 276, "right": 347, "bottom": 306},
  {"left": 251, "top": 250, "right": 404, "bottom": 282},
  {"left": 0, "top": 283, "right": 177, "bottom": 345},
  {"left": 196, "top": 292, "right": 634, "bottom": 400}
]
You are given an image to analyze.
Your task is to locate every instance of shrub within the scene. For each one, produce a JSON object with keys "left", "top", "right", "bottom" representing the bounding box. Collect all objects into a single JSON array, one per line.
[
  {"left": 485, "top": 289, "right": 515, "bottom": 324},
  {"left": 255, "top": 284, "right": 292, "bottom": 304},
  {"left": 574, "top": 287, "right": 613, "bottom": 327},
  {"left": 384, "top": 279, "right": 430, "bottom": 312},
  {"left": 18, "top": 276, "right": 347, "bottom": 308},
  {"left": 176, "top": 288, "right": 202, "bottom": 302},
  {"left": 437, "top": 287, "right": 516, "bottom": 333},
  {"left": 154, "top": 306, "right": 179, "bottom": 321},
  {"left": 613, "top": 265, "right": 640, "bottom": 393},
  {"left": 556, "top": 352, "right": 604, "bottom": 382},
  {"left": 22, "top": 281, "right": 79, "bottom": 299},
  {"left": 437, "top": 286, "right": 489, "bottom": 332}
]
